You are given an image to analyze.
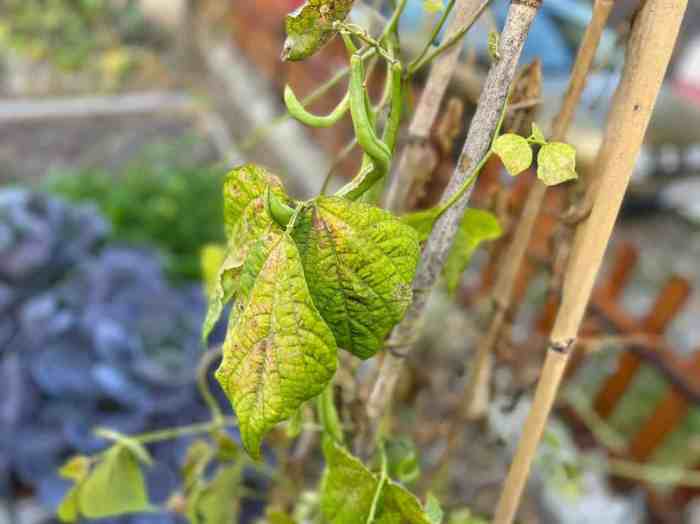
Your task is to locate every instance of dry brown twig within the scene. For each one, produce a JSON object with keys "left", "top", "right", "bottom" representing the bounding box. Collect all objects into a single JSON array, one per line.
[
  {"left": 493, "top": 0, "right": 688, "bottom": 521},
  {"left": 359, "top": 0, "right": 542, "bottom": 457},
  {"left": 463, "top": 0, "right": 616, "bottom": 420}
]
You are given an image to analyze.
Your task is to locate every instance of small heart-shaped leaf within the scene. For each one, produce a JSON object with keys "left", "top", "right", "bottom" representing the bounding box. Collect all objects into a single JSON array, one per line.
[
  {"left": 493, "top": 133, "right": 533, "bottom": 176},
  {"left": 537, "top": 142, "right": 578, "bottom": 186}
]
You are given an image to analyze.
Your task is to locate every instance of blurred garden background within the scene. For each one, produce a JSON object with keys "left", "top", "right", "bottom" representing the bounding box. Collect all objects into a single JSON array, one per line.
[{"left": 2, "top": 1, "right": 700, "bottom": 523}]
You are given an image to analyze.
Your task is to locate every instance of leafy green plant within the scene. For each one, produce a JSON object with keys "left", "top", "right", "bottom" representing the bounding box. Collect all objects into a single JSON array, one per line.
[
  {"left": 53, "top": 1, "right": 582, "bottom": 522},
  {"left": 43, "top": 141, "right": 226, "bottom": 282}
]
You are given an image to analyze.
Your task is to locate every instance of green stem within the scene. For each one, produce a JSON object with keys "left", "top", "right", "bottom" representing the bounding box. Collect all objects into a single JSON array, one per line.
[
  {"left": 408, "top": 0, "right": 492, "bottom": 76},
  {"left": 367, "top": 445, "right": 388, "bottom": 523},
  {"left": 97, "top": 418, "right": 237, "bottom": 445},
  {"left": 409, "top": 0, "right": 457, "bottom": 73},
  {"left": 380, "top": 0, "right": 408, "bottom": 42},
  {"left": 197, "top": 346, "right": 225, "bottom": 423},
  {"left": 435, "top": 89, "right": 509, "bottom": 216},
  {"left": 317, "top": 384, "right": 344, "bottom": 444}
]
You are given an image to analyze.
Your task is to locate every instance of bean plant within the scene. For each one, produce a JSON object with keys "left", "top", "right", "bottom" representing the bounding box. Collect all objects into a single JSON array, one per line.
[{"left": 54, "top": 1, "right": 577, "bottom": 523}]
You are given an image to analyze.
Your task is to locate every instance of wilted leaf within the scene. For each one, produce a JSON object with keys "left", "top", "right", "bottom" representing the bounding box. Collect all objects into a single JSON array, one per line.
[
  {"left": 293, "top": 197, "right": 420, "bottom": 359},
  {"left": 216, "top": 234, "right": 337, "bottom": 459},
  {"left": 78, "top": 446, "right": 151, "bottom": 518},
  {"left": 443, "top": 209, "right": 502, "bottom": 293},
  {"left": 537, "top": 142, "right": 577, "bottom": 186},
  {"left": 493, "top": 133, "right": 533, "bottom": 176},
  {"left": 186, "top": 463, "right": 242, "bottom": 524},
  {"left": 320, "top": 439, "right": 432, "bottom": 524},
  {"left": 282, "top": 0, "right": 356, "bottom": 61}
]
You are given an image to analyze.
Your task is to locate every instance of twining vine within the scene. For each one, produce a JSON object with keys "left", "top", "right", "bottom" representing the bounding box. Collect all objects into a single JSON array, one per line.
[{"left": 54, "top": 1, "right": 578, "bottom": 523}]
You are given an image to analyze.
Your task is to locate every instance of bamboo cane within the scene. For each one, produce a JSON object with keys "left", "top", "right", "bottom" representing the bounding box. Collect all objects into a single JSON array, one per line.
[{"left": 492, "top": 0, "right": 688, "bottom": 521}]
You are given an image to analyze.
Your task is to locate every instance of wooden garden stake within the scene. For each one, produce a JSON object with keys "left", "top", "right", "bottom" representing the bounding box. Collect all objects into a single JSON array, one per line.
[
  {"left": 492, "top": 0, "right": 688, "bottom": 522},
  {"left": 464, "top": 0, "right": 614, "bottom": 419}
]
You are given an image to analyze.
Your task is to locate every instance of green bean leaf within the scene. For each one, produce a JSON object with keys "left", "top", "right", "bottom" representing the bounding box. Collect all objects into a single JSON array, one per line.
[
  {"left": 320, "top": 438, "right": 432, "bottom": 524},
  {"left": 215, "top": 233, "right": 337, "bottom": 459},
  {"left": 537, "top": 142, "right": 578, "bottom": 186},
  {"left": 493, "top": 133, "right": 533, "bottom": 176},
  {"left": 282, "top": 0, "right": 356, "bottom": 61},
  {"left": 443, "top": 209, "right": 502, "bottom": 293},
  {"left": 78, "top": 446, "right": 151, "bottom": 519},
  {"left": 203, "top": 164, "right": 286, "bottom": 342},
  {"left": 186, "top": 463, "right": 243, "bottom": 524},
  {"left": 292, "top": 196, "right": 420, "bottom": 359},
  {"left": 401, "top": 208, "right": 501, "bottom": 293}
]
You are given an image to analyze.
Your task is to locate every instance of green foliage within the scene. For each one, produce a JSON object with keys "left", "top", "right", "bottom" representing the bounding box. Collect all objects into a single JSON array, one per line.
[
  {"left": 57, "top": 445, "right": 152, "bottom": 522},
  {"left": 446, "top": 509, "right": 489, "bottom": 524},
  {"left": 493, "top": 134, "right": 533, "bottom": 176},
  {"left": 320, "top": 438, "right": 434, "bottom": 524},
  {"left": 424, "top": 494, "right": 444, "bottom": 524},
  {"left": 186, "top": 464, "right": 243, "bottom": 524},
  {"left": 385, "top": 437, "right": 421, "bottom": 484},
  {"left": 216, "top": 233, "right": 338, "bottom": 458},
  {"left": 0, "top": 0, "right": 150, "bottom": 74},
  {"left": 43, "top": 141, "right": 226, "bottom": 282},
  {"left": 282, "top": 0, "right": 356, "bottom": 61},
  {"left": 292, "top": 196, "right": 420, "bottom": 359},
  {"left": 537, "top": 142, "right": 578, "bottom": 186},
  {"left": 402, "top": 207, "right": 502, "bottom": 293}
]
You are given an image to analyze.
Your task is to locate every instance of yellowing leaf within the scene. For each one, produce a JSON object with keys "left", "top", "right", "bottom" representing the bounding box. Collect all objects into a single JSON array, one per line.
[
  {"left": 58, "top": 455, "right": 90, "bottom": 481},
  {"left": 202, "top": 244, "right": 226, "bottom": 299},
  {"left": 282, "top": 0, "right": 356, "bottom": 61},
  {"left": 223, "top": 164, "right": 283, "bottom": 240},
  {"left": 203, "top": 165, "right": 287, "bottom": 342},
  {"left": 423, "top": 0, "right": 445, "bottom": 13},
  {"left": 57, "top": 486, "right": 81, "bottom": 523},
  {"left": 493, "top": 133, "right": 533, "bottom": 176},
  {"left": 320, "top": 439, "right": 432, "bottom": 524},
  {"left": 537, "top": 142, "right": 578, "bottom": 186},
  {"left": 293, "top": 197, "right": 420, "bottom": 359},
  {"left": 530, "top": 122, "right": 546, "bottom": 144},
  {"left": 78, "top": 446, "right": 151, "bottom": 518},
  {"left": 215, "top": 234, "right": 337, "bottom": 459}
]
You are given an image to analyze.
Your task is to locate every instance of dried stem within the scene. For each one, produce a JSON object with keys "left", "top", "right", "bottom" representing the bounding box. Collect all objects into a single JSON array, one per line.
[
  {"left": 493, "top": 0, "right": 688, "bottom": 521},
  {"left": 361, "top": 0, "right": 541, "bottom": 457},
  {"left": 463, "top": 0, "right": 615, "bottom": 420},
  {"left": 384, "top": 0, "right": 491, "bottom": 213}
]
